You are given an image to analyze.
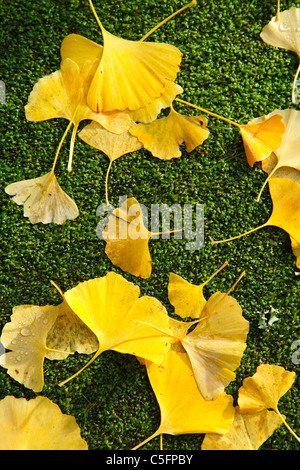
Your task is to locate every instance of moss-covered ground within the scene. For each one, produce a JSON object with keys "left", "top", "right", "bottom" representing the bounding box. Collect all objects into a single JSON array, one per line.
[{"left": 0, "top": 0, "right": 299, "bottom": 450}]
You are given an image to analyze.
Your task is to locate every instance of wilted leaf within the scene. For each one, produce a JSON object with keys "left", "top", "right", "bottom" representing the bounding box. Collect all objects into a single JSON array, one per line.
[
  {"left": 129, "top": 106, "right": 209, "bottom": 160},
  {"left": 260, "top": 7, "right": 300, "bottom": 103},
  {"left": 79, "top": 122, "right": 143, "bottom": 162},
  {"left": 0, "top": 305, "right": 59, "bottom": 392},
  {"left": 59, "top": 272, "right": 172, "bottom": 385},
  {"left": 46, "top": 299, "right": 98, "bottom": 359},
  {"left": 5, "top": 171, "right": 79, "bottom": 225},
  {"left": 201, "top": 407, "right": 283, "bottom": 450},
  {"left": 0, "top": 396, "right": 88, "bottom": 450},
  {"left": 132, "top": 349, "right": 234, "bottom": 449}
]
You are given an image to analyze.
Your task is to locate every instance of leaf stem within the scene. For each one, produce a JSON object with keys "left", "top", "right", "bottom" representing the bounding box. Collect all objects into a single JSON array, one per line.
[
  {"left": 140, "top": 0, "right": 197, "bottom": 42},
  {"left": 105, "top": 159, "right": 113, "bottom": 206},
  {"left": 276, "top": 0, "right": 280, "bottom": 21},
  {"left": 291, "top": 61, "right": 300, "bottom": 105},
  {"left": 58, "top": 349, "right": 101, "bottom": 387},
  {"left": 175, "top": 98, "right": 240, "bottom": 128},
  {"left": 276, "top": 407, "right": 300, "bottom": 443},
  {"left": 51, "top": 120, "right": 74, "bottom": 173},
  {"left": 211, "top": 223, "right": 267, "bottom": 245},
  {"left": 88, "top": 0, "right": 104, "bottom": 33},
  {"left": 131, "top": 431, "right": 159, "bottom": 450},
  {"left": 68, "top": 122, "right": 79, "bottom": 172}
]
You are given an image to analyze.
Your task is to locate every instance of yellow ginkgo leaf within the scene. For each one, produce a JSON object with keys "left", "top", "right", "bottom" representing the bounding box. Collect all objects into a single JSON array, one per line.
[
  {"left": 0, "top": 305, "right": 60, "bottom": 392},
  {"left": 86, "top": 26, "right": 182, "bottom": 113},
  {"left": 249, "top": 109, "right": 300, "bottom": 201},
  {"left": 79, "top": 122, "right": 143, "bottom": 162},
  {"left": 238, "top": 364, "right": 295, "bottom": 414},
  {"left": 132, "top": 349, "right": 235, "bottom": 449},
  {"left": 239, "top": 114, "right": 285, "bottom": 168},
  {"left": 129, "top": 106, "right": 209, "bottom": 160},
  {"left": 212, "top": 176, "right": 300, "bottom": 247},
  {"left": 168, "top": 262, "right": 228, "bottom": 319},
  {"left": 59, "top": 272, "right": 172, "bottom": 386},
  {"left": 5, "top": 170, "right": 79, "bottom": 225},
  {"left": 103, "top": 198, "right": 152, "bottom": 279},
  {"left": 260, "top": 6, "right": 300, "bottom": 103},
  {"left": 238, "top": 364, "right": 300, "bottom": 443},
  {"left": 201, "top": 407, "right": 283, "bottom": 450},
  {"left": 179, "top": 288, "right": 249, "bottom": 400},
  {"left": 0, "top": 396, "right": 88, "bottom": 450}
]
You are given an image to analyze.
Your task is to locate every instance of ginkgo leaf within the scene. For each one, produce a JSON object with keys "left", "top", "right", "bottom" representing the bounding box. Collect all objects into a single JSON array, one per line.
[
  {"left": 58, "top": 272, "right": 172, "bottom": 386},
  {"left": 201, "top": 407, "right": 283, "bottom": 450},
  {"left": 238, "top": 364, "right": 295, "bottom": 414},
  {"left": 0, "top": 305, "right": 60, "bottom": 392},
  {"left": 238, "top": 364, "right": 300, "bottom": 443},
  {"left": 128, "top": 80, "right": 184, "bottom": 124},
  {"left": 86, "top": 27, "right": 183, "bottom": 113},
  {"left": 250, "top": 109, "right": 300, "bottom": 201},
  {"left": 212, "top": 176, "right": 300, "bottom": 247},
  {"left": 103, "top": 198, "right": 152, "bottom": 278},
  {"left": 0, "top": 396, "right": 88, "bottom": 450},
  {"left": 46, "top": 299, "right": 98, "bottom": 360},
  {"left": 5, "top": 170, "right": 79, "bottom": 225},
  {"left": 260, "top": 7, "right": 300, "bottom": 103},
  {"left": 78, "top": 122, "right": 143, "bottom": 162},
  {"left": 132, "top": 349, "right": 235, "bottom": 449},
  {"left": 178, "top": 289, "right": 249, "bottom": 400},
  {"left": 167, "top": 262, "right": 228, "bottom": 319},
  {"left": 129, "top": 106, "right": 209, "bottom": 160},
  {"left": 239, "top": 114, "right": 285, "bottom": 168}
]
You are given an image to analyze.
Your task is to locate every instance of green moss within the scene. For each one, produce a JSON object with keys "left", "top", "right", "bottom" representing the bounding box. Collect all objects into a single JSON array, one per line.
[{"left": 0, "top": 0, "right": 299, "bottom": 450}]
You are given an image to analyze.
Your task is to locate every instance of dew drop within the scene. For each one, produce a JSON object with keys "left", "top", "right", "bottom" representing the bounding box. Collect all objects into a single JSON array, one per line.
[{"left": 20, "top": 327, "right": 31, "bottom": 336}]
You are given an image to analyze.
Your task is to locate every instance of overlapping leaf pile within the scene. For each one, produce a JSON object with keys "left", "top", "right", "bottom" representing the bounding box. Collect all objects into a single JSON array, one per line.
[{"left": 1, "top": 0, "right": 299, "bottom": 451}]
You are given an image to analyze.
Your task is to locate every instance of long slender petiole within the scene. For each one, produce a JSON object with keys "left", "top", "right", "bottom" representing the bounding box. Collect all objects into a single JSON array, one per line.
[
  {"left": 175, "top": 98, "right": 241, "bottom": 128},
  {"left": 140, "top": 0, "right": 197, "bottom": 42}
]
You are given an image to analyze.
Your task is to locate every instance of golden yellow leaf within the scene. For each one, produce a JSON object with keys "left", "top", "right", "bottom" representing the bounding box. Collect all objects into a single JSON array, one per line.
[
  {"left": 249, "top": 109, "right": 300, "bottom": 201},
  {"left": 129, "top": 106, "right": 209, "bottom": 160},
  {"left": 102, "top": 198, "right": 152, "bottom": 278},
  {"left": 239, "top": 114, "right": 285, "bottom": 167},
  {"left": 0, "top": 396, "right": 88, "bottom": 450},
  {"left": 260, "top": 7, "right": 300, "bottom": 103},
  {"left": 238, "top": 364, "right": 295, "bottom": 414},
  {"left": 86, "top": 28, "right": 182, "bottom": 113},
  {"left": 201, "top": 407, "right": 283, "bottom": 450},
  {"left": 78, "top": 122, "right": 143, "bottom": 162},
  {"left": 0, "top": 305, "right": 60, "bottom": 392},
  {"left": 5, "top": 171, "right": 79, "bottom": 225},
  {"left": 167, "top": 262, "right": 228, "bottom": 319},
  {"left": 132, "top": 349, "right": 234, "bottom": 449},
  {"left": 59, "top": 272, "right": 171, "bottom": 385}
]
